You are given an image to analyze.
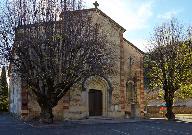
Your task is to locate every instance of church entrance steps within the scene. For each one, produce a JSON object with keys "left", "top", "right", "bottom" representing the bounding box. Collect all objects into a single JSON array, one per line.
[
  {"left": 88, "top": 116, "right": 113, "bottom": 120},
  {"left": 69, "top": 118, "right": 146, "bottom": 124}
]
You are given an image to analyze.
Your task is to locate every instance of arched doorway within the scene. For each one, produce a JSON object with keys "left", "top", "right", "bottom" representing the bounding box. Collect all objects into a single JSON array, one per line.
[{"left": 82, "top": 75, "right": 112, "bottom": 117}]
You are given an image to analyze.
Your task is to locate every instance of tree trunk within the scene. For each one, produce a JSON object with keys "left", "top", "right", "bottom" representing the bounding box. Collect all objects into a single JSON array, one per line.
[
  {"left": 165, "top": 105, "right": 175, "bottom": 120},
  {"left": 164, "top": 92, "right": 175, "bottom": 120},
  {"left": 39, "top": 105, "right": 54, "bottom": 124}
]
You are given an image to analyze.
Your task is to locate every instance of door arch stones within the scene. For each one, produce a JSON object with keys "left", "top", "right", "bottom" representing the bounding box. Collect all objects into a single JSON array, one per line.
[{"left": 82, "top": 75, "right": 112, "bottom": 117}]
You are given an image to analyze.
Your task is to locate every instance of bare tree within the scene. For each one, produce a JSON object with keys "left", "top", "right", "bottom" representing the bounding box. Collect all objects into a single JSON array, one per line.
[
  {"left": 0, "top": 0, "right": 116, "bottom": 123},
  {"left": 0, "top": 0, "right": 83, "bottom": 65},
  {"left": 146, "top": 19, "right": 192, "bottom": 120}
]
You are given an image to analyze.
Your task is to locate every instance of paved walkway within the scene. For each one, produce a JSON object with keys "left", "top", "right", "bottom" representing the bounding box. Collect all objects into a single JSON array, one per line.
[
  {"left": 175, "top": 114, "right": 192, "bottom": 122},
  {"left": 25, "top": 117, "right": 149, "bottom": 128},
  {"left": 1, "top": 113, "right": 192, "bottom": 135}
]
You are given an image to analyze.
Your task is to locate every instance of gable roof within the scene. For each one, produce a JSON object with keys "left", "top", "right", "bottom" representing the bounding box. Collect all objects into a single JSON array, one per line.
[
  {"left": 60, "top": 8, "right": 144, "bottom": 55},
  {"left": 123, "top": 38, "right": 145, "bottom": 55},
  {"left": 94, "top": 9, "right": 126, "bottom": 32},
  {"left": 60, "top": 8, "right": 126, "bottom": 32}
]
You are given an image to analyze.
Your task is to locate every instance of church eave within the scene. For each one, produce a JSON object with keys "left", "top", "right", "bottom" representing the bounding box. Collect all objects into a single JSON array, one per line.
[
  {"left": 66, "top": 8, "right": 126, "bottom": 32},
  {"left": 123, "top": 38, "right": 145, "bottom": 55},
  {"left": 96, "top": 9, "right": 126, "bottom": 32}
]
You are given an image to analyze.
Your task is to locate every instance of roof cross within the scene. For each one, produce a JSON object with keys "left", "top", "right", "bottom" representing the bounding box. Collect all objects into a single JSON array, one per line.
[{"left": 93, "top": 1, "right": 99, "bottom": 9}]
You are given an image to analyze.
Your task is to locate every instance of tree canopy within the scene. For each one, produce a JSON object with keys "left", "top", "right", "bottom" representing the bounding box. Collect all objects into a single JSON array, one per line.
[
  {"left": 145, "top": 19, "right": 192, "bottom": 119},
  {"left": 0, "top": 66, "right": 8, "bottom": 112}
]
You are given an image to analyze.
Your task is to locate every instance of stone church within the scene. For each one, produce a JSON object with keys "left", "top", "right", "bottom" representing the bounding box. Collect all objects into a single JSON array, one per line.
[{"left": 9, "top": 4, "right": 144, "bottom": 120}]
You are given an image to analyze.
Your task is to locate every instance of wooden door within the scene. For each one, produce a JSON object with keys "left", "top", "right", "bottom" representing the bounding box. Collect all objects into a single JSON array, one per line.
[{"left": 89, "top": 89, "right": 102, "bottom": 116}]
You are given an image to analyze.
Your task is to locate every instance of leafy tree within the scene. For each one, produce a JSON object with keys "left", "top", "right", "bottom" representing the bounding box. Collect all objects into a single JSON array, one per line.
[
  {"left": 0, "top": 66, "right": 8, "bottom": 111},
  {"left": 175, "top": 84, "right": 192, "bottom": 99},
  {"left": 145, "top": 19, "right": 192, "bottom": 120},
  {"left": 0, "top": 0, "right": 115, "bottom": 123}
]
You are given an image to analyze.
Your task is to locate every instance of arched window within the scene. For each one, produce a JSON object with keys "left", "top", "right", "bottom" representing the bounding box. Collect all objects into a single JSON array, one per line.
[{"left": 126, "top": 81, "right": 134, "bottom": 103}]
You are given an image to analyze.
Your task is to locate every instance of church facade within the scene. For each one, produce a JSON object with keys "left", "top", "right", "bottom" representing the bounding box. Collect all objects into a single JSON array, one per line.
[{"left": 9, "top": 7, "right": 144, "bottom": 120}]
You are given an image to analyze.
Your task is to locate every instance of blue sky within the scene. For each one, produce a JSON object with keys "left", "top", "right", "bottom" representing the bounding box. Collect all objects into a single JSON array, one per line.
[
  {"left": 1, "top": 0, "right": 192, "bottom": 52},
  {"left": 86, "top": 0, "right": 192, "bottom": 51}
]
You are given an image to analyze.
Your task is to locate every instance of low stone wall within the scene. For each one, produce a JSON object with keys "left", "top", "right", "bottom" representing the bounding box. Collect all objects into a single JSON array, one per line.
[
  {"left": 173, "top": 106, "right": 192, "bottom": 114},
  {"left": 146, "top": 106, "right": 192, "bottom": 118}
]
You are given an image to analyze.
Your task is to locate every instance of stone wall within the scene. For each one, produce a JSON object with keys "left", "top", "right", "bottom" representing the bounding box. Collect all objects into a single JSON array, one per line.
[
  {"left": 27, "top": 74, "right": 117, "bottom": 120},
  {"left": 147, "top": 106, "right": 192, "bottom": 114},
  {"left": 9, "top": 73, "right": 22, "bottom": 115},
  {"left": 146, "top": 106, "right": 192, "bottom": 118},
  {"left": 27, "top": 91, "right": 70, "bottom": 120},
  {"left": 123, "top": 39, "right": 144, "bottom": 118},
  {"left": 91, "top": 10, "right": 125, "bottom": 117}
]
